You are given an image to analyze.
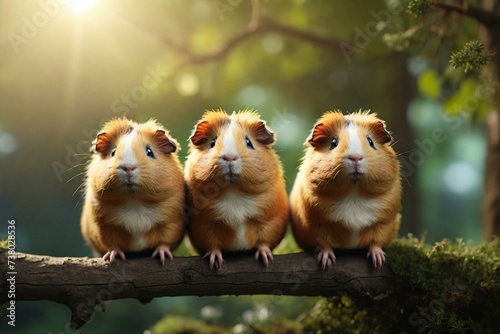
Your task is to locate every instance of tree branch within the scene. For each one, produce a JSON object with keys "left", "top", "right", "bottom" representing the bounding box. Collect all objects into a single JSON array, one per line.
[
  {"left": 259, "top": 16, "right": 344, "bottom": 51},
  {"left": 181, "top": 16, "right": 344, "bottom": 69},
  {"left": 158, "top": 16, "right": 345, "bottom": 69},
  {"left": 430, "top": 1, "right": 500, "bottom": 27},
  {"left": 0, "top": 251, "right": 396, "bottom": 330}
]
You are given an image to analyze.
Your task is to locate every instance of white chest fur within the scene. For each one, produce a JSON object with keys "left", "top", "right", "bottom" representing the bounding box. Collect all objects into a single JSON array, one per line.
[
  {"left": 331, "top": 193, "right": 381, "bottom": 232},
  {"left": 114, "top": 201, "right": 163, "bottom": 251},
  {"left": 214, "top": 190, "right": 258, "bottom": 250}
]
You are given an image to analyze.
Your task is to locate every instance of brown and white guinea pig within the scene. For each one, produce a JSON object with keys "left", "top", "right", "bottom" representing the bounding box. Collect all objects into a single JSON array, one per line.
[
  {"left": 290, "top": 110, "right": 401, "bottom": 269},
  {"left": 80, "top": 118, "right": 185, "bottom": 264},
  {"left": 184, "top": 109, "right": 289, "bottom": 270}
]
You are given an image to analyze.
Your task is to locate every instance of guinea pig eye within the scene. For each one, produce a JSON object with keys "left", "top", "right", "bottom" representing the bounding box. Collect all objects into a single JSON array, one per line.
[
  {"left": 367, "top": 136, "right": 376, "bottom": 150},
  {"left": 146, "top": 146, "right": 155, "bottom": 158},
  {"left": 111, "top": 148, "right": 117, "bottom": 157},
  {"left": 245, "top": 136, "right": 254, "bottom": 150},
  {"left": 330, "top": 137, "right": 338, "bottom": 150},
  {"left": 210, "top": 136, "right": 217, "bottom": 148}
]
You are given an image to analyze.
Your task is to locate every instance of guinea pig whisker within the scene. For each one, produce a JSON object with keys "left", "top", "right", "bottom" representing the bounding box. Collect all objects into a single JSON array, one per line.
[
  {"left": 395, "top": 149, "right": 413, "bottom": 158},
  {"left": 72, "top": 182, "right": 87, "bottom": 197},
  {"left": 325, "top": 170, "right": 340, "bottom": 187},
  {"left": 327, "top": 166, "right": 341, "bottom": 180},
  {"left": 207, "top": 165, "right": 219, "bottom": 182},
  {"left": 67, "top": 171, "right": 87, "bottom": 184},
  {"left": 68, "top": 162, "right": 89, "bottom": 171},
  {"left": 100, "top": 176, "right": 114, "bottom": 195},
  {"left": 73, "top": 193, "right": 85, "bottom": 209},
  {"left": 390, "top": 138, "right": 403, "bottom": 148},
  {"left": 400, "top": 172, "right": 412, "bottom": 187}
]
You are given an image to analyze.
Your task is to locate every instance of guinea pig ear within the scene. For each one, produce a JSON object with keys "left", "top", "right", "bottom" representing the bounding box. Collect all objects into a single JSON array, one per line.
[
  {"left": 373, "top": 121, "right": 392, "bottom": 144},
  {"left": 255, "top": 121, "right": 274, "bottom": 145},
  {"left": 154, "top": 130, "right": 177, "bottom": 153},
  {"left": 307, "top": 123, "right": 330, "bottom": 148},
  {"left": 189, "top": 120, "right": 211, "bottom": 146},
  {"left": 93, "top": 131, "right": 112, "bottom": 154}
]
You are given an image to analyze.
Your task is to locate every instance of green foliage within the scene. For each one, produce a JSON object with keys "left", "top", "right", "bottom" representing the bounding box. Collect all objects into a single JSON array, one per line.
[
  {"left": 418, "top": 69, "right": 442, "bottom": 100},
  {"left": 300, "top": 236, "right": 500, "bottom": 333},
  {"left": 274, "top": 230, "right": 301, "bottom": 255},
  {"left": 382, "top": 26, "right": 418, "bottom": 51},
  {"left": 150, "top": 315, "right": 226, "bottom": 334},
  {"left": 233, "top": 317, "right": 305, "bottom": 334},
  {"left": 443, "top": 77, "right": 491, "bottom": 118},
  {"left": 450, "top": 40, "right": 489, "bottom": 73},
  {"left": 407, "top": 0, "right": 430, "bottom": 17},
  {"left": 301, "top": 296, "right": 382, "bottom": 334},
  {"left": 0, "top": 239, "right": 7, "bottom": 251}
]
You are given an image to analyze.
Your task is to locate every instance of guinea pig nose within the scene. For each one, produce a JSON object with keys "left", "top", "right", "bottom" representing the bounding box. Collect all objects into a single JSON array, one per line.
[
  {"left": 348, "top": 154, "right": 363, "bottom": 162},
  {"left": 221, "top": 154, "right": 239, "bottom": 162},
  {"left": 119, "top": 164, "right": 137, "bottom": 172}
]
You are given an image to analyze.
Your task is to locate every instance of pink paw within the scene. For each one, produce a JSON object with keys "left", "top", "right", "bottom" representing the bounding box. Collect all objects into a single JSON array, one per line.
[
  {"left": 317, "top": 248, "right": 336, "bottom": 270},
  {"left": 103, "top": 247, "right": 126, "bottom": 263},
  {"left": 254, "top": 246, "right": 273, "bottom": 267},
  {"left": 203, "top": 250, "right": 224, "bottom": 270},
  {"left": 367, "top": 246, "right": 386, "bottom": 268},
  {"left": 152, "top": 245, "right": 173, "bottom": 265}
]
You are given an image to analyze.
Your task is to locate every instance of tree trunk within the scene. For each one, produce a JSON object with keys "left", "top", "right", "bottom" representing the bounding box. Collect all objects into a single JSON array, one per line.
[
  {"left": 481, "top": 0, "right": 500, "bottom": 241},
  {"left": 482, "top": 110, "right": 500, "bottom": 240},
  {"left": 389, "top": 52, "right": 420, "bottom": 236}
]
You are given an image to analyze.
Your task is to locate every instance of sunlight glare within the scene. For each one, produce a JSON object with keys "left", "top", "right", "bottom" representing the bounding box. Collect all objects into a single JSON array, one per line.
[{"left": 66, "top": 0, "right": 97, "bottom": 14}]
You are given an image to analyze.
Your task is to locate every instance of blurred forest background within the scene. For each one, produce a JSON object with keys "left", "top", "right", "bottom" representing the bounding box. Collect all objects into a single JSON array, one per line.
[{"left": 0, "top": 0, "right": 492, "bottom": 333}]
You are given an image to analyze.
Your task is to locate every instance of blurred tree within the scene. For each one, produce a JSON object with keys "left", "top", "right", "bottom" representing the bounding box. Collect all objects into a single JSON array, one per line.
[{"left": 386, "top": 0, "right": 500, "bottom": 240}]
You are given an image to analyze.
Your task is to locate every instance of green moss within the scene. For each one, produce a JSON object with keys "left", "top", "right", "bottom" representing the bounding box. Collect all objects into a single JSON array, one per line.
[
  {"left": 0, "top": 239, "right": 8, "bottom": 251},
  {"left": 388, "top": 236, "right": 499, "bottom": 333},
  {"left": 301, "top": 236, "right": 500, "bottom": 333},
  {"left": 150, "top": 315, "right": 226, "bottom": 334},
  {"left": 301, "top": 296, "right": 381, "bottom": 334},
  {"left": 245, "top": 316, "right": 305, "bottom": 334}
]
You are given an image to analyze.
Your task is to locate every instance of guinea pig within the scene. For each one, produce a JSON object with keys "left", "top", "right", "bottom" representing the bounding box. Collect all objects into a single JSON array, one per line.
[
  {"left": 290, "top": 110, "right": 401, "bottom": 269},
  {"left": 80, "top": 118, "right": 185, "bottom": 264},
  {"left": 184, "top": 109, "right": 289, "bottom": 269}
]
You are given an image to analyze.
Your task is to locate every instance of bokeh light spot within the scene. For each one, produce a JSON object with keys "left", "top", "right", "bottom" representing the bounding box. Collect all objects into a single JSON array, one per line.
[
  {"left": 0, "top": 132, "right": 18, "bottom": 156},
  {"left": 443, "top": 161, "right": 478, "bottom": 195},
  {"left": 239, "top": 85, "right": 266, "bottom": 106},
  {"left": 262, "top": 34, "right": 284, "bottom": 54},
  {"left": 176, "top": 73, "right": 200, "bottom": 97}
]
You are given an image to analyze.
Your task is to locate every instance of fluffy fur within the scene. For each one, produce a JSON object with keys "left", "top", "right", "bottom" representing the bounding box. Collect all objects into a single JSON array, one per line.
[
  {"left": 185, "top": 109, "right": 289, "bottom": 269},
  {"left": 80, "top": 118, "right": 185, "bottom": 264},
  {"left": 290, "top": 110, "right": 401, "bottom": 269}
]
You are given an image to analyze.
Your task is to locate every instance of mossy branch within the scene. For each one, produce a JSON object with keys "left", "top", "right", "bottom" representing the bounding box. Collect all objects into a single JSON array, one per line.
[
  {"left": 0, "top": 251, "right": 396, "bottom": 330},
  {"left": 303, "top": 238, "right": 500, "bottom": 333},
  {"left": 2, "top": 238, "right": 499, "bottom": 332}
]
